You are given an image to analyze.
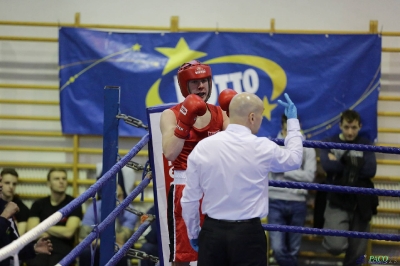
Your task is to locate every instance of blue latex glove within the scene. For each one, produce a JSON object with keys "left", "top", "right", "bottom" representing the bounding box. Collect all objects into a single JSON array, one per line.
[
  {"left": 190, "top": 238, "right": 199, "bottom": 252},
  {"left": 277, "top": 93, "right": 297, "bottom": 119}
]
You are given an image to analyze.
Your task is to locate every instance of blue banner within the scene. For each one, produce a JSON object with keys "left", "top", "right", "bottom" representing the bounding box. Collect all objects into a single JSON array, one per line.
[{"left": 59, "top": 28, "right": 381, "bottom": 141}]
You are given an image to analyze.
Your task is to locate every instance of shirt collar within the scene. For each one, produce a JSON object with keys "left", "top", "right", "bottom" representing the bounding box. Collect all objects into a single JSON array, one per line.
[{"left": 226, "top": 123, "right": 252, "bottom": 134}]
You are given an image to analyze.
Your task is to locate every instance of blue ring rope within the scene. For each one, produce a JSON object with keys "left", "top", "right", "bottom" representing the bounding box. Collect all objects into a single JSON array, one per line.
[
  {"left": 57, "top": 177, "right": 151, "bottom": 266},
  {"left": 263, "top": 224, "right": 400, "bottom": 241},
  {"left": 58, "top": 133, "right": 149, "bottom": 218},
  {"left": 269, "top": 180, "right": 400, "bottom": 197},
  {"left": 271, "top": 138, "right": 400, "bottom": 154},
  {"left": 105, "top": 219, "right": 153, "bottom": 266},
  {"left": 49, "top": 134, "right": 400, "bottom": 266}
]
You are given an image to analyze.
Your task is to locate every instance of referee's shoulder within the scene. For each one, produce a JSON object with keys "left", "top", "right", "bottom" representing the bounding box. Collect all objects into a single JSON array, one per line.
[{"left": 199, "top": 131, "right": 224, "bottom": 145}]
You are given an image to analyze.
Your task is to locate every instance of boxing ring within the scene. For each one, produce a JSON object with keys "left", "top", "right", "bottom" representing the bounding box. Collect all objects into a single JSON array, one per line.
[
  {"left": 0, "top": 98, "right": 400, "bottom": 265},
  {"left": 148, "top": 104, "right": 400, "bottom": 265}
]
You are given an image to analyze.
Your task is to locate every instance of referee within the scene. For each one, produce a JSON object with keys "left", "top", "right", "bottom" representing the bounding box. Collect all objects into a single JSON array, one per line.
[{"left": 181, "top": 92, "right": 304, "bottom": 266}]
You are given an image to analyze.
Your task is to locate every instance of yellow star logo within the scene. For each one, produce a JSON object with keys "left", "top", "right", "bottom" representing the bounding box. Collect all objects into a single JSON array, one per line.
[
  {"left": 155, "top": 37, "right": 207, "bottom": 75},
  {"left": 262, "top": 96, "right": 277, "bottom": 120},
  {"left": 132, "top": 43, "right": 142, "bottom": 51}
]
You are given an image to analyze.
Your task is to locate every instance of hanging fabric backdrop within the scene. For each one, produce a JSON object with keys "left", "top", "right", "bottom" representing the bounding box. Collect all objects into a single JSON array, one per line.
[{"left": 59, "top": 28, "right": 381, "bottom": 141}]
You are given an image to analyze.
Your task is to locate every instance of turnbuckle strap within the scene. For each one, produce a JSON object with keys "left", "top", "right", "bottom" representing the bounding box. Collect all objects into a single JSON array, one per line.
[
  {"left": 126, "top": 248, "right": 159, "bottom": 263},
  {"left": 125, "top": 161, "right": 145, "bottom": 171},
  {"left": 116, "top": 114, "right": 148, "bottom": 130},
  {"left": 124, "top": 206, "right": 144, "bottom": 216}
]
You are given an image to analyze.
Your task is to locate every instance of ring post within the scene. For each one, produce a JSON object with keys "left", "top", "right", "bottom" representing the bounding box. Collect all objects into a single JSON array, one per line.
[{"left": 100, "top": 86, "right": 120, "bottom": 266}]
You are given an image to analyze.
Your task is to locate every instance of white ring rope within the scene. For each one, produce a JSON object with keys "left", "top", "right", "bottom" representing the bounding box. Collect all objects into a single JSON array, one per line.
[{"left": 0, "top": 133, "right": 149, "bottom": 263}]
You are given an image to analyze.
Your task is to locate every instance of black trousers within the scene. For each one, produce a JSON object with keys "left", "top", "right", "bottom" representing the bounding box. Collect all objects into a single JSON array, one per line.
[{"left": 198, "top": 216, "right": 267, "bottom": 266}]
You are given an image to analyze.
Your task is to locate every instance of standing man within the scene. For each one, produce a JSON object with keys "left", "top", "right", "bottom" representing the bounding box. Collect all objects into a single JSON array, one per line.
[
  {"left": 181, "top": 92, "right": 304, "bottom": 266},
  {"left": 160, "top": 60, "right": 230, "bottom": 265},
  {"left": 0, "top": 170, "right": 53, "bottom": 266},
  {"left": 26, "top": 168, "right": 82, "bottom": 266},
  {"left": 320, "top": 110, "right": 378, "bottom": 266},
  {"left": 0, "top": 168, "right": 30, "bottom": 235},
  {"left": 268, "top": 115, "right": 316, "bottom": 266}
]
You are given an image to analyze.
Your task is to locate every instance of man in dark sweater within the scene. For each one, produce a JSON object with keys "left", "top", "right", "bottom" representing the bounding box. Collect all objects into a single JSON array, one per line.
[
  {"left": 0, "top": 172, "right": 52, "bottom": 266},
  {"left": 26, "top": 168, "right": 82, "bottom": 266},
  {"left": 319, "top": 110, "right": 378, "bottom": 266}
]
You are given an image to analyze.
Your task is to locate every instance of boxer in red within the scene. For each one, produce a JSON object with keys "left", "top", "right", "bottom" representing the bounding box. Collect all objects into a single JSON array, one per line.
[{"left": 160, "top": 60, "right": 235, "bottom": 265}]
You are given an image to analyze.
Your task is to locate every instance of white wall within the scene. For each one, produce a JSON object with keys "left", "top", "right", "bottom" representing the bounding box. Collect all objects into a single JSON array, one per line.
[
  {"left": 1, "top": 0, "right": 399, "bottom": 156},
  {"left": 0, "top": 0, "right": 400, "bottom": 31}
]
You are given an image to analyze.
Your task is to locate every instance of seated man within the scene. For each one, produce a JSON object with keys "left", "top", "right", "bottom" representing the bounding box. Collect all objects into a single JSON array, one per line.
[
  {"left": 0, "top": 168, "right": 30, "bottom": 235},
  {"left": 26, "top": 168, "right": 82, "bottom": 266},
  {"left": 79, "top": 184, "right": 138, "bottom": 266},
  {"left": 0, "top": 171, "right": 53, "bottom": 266}
]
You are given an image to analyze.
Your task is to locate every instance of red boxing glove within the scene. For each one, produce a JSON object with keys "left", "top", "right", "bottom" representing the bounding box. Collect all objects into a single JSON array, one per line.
[
  {"left": 218, "top": 89, "right": 238, "bottom": 117},
  {"left": 174, "top": 94, "right": 207, "bottom": 139}
]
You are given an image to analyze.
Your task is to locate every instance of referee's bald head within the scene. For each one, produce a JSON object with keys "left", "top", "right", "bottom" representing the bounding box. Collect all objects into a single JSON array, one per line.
[{"left": 229, "top": 92, "right": 264, "bottom": 134}]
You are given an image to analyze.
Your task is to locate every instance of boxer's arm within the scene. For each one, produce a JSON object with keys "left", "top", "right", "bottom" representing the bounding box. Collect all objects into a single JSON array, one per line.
[
  {"left": 218, "top": 89, "right": 235, "bottom": 130},
  {"left": 218, "top": 89, "right": 237, "bottom": 118},
  {"left": 160, "top": 109, "right": 185, "bottom": 161},
  {"left": 222, "top": 111, "right": 230, "bottom": 130}
]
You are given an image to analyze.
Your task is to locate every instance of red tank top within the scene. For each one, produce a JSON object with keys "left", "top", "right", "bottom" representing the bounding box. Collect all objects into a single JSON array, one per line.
[{"left": 170, "top": 103, "right": 223, "bottom": 170}]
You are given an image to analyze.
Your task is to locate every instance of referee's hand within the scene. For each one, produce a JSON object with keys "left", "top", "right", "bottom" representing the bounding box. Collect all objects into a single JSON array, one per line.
[{"left": 190, "top": 238, "right": 199, "bottom": 252}]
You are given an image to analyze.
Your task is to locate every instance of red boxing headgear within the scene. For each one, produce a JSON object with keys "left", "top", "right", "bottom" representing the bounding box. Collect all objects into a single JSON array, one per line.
[{"left": 177, "top": 60, "right": 212, "bottom": 102}]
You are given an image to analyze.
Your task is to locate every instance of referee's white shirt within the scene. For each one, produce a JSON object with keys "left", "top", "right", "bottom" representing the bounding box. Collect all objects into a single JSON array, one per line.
[{"left": 181, "top": 119, "right": 304, "bottom": 239}]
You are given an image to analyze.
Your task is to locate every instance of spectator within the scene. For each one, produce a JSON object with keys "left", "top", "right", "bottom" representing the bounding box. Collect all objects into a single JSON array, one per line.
[
  {"left": 78, "top": 184, "right": 138, "bottom": 266},
  {"left": 0, "top": 168, "right": 30, "bottom": 235},
  {"left": 268, "top": 114, "right": 316, "bottom": 266},
  {"left": 0, "top": 170, "right": 53, "bottom": 266},
  {"left": 181, "top": 92, "right": 303, "bottom": 266},
  {"left": 26, "top": 168, "right": 82, "bottom": 266},
  {"left": 320, "top": 110, "right": 378, "bottom": 266}
]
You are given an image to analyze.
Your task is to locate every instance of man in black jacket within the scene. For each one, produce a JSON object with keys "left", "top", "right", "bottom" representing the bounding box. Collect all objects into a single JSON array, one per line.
[
  {"left": 1, "top": 168, "right": 30, "bottom": 235},
  {"left": 320, "top": 110, "right": 378, "bottom": 266},
  {"left": 0, "top": 174, "right": 53, "bottom": 266}
]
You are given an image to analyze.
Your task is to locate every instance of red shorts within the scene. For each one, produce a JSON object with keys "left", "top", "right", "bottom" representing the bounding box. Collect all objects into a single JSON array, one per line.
[{"left": 168, "top": 184, "right": 204, "bottom": 262}]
